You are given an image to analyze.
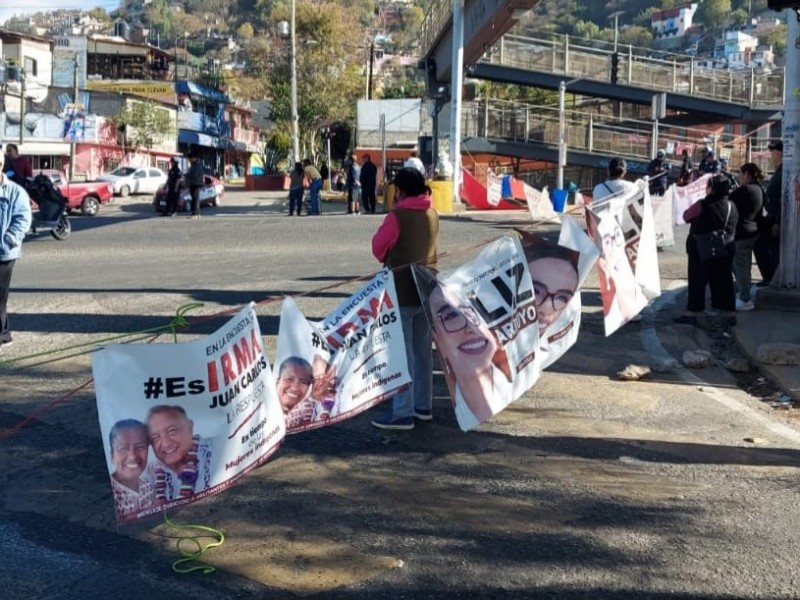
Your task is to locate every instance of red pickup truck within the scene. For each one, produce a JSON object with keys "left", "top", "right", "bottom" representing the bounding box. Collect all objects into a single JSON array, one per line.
[{"left": 36, "top": 170, "right": 115, "bottom": 216}]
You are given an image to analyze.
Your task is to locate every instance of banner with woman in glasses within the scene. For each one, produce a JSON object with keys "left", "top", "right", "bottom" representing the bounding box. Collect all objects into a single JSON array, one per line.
[
  {"left": 517, "top": 217, "right": 599, "bottom": 370},
  {"left": 274, "top": 270, "right": 411, "bottom": 433},
  {"left": 586, "top": 181, "right": 653, "bottom": 336},
  {"left": 413, "top": 236, "right": 540, "bottom": 431}
]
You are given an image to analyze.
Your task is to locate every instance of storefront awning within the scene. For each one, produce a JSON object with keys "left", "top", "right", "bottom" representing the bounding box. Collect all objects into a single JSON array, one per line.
[{"left": 178, "top": 130, "right": 222, "bottom": 148}]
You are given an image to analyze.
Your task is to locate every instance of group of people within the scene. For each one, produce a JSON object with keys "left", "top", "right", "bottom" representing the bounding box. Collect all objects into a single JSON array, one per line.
[
  {"left": 674, "top": 139, "right": 783, "bottom": 325},
  {"left": 161, "top": 153, "right": 206, "bottom": 219},
  {"left": 109, "top": 405, "right": 213, "bottom": 520}
]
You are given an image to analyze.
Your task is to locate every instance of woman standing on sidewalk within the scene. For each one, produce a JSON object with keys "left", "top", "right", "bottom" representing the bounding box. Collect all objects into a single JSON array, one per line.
[
  {"left": 729, "top": 163, "right": 765, "bottom": 311},
  {"left": 288, "top": 162, "right": 305, "bottom": 216},
  {"left": 674, "top": 175, "right": 739, "bottom": 327}
]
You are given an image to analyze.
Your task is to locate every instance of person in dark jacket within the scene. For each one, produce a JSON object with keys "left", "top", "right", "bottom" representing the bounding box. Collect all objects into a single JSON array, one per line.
[
  {"left": 674, "top": 174, "right": 739, "bottom": 327},
  {"left": 165, "top": 157, "right": 182, "bottom": 217},
  {"left": 729, "top": 163, "right": 765, "bottom": 311},
  {"left": 754, "top": 140, "right": 782, "bottom": 286},
  {"left": 184, "top": 153, "right": 204, "bottom": 219},
  {"left": 359, "top": 153, "right": 378, "bottom": 214},
  {"left": 678, "top": 149, "right": 694, "bottom": 185},
  {"left": 697, "top": 146, "right": 721, "bottom": 175},
  {"left": 2, "top": 144, "right": 33, "bottom": 184},
  {"left": 647, "top": 150, "right": 669, "bottom": 196}
]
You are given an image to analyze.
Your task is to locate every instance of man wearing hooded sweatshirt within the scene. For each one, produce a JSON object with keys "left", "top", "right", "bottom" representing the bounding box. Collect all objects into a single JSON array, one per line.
[
  {"left": 0, "top": 166, "right": 33, "bottom": 350},
  {"left": 370, "top": 168, "right": 439, "bottom": 430}
]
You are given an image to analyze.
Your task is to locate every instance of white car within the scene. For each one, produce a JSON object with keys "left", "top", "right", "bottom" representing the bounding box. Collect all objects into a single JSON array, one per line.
[{"left": 97, "top": 167, "right": 168, "bottom": 197}]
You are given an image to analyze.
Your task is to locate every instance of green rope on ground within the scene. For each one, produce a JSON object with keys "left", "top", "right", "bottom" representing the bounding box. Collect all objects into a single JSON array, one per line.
[
  {"left": 163, "top": 513, "right": 225, "bottom": 575},
  {"left": 169, "top": 303, "right": 205, "bottom": 343},
  {"left": 0, "top": 303, "right": 205, "bottom": 368}
]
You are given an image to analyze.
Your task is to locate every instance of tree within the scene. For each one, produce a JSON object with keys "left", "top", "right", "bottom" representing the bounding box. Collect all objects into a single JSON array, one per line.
[
  {"left": 696, "top": 0, "right": 732, "bottom": 31},
  {"left": 114, "top": 100, "right": 174, "bottom": 155},
  {"left": 730, "top": 8, "right": 749, "bottom": 27},
  {"left": 237, "top": 22, "right": 255, "bottom": 40},
  {"left": 267, "top": 1, "right": 365, "bottom": 156},
  {"left": 573, "top": 20, "right": 601, "bottom": 40}
]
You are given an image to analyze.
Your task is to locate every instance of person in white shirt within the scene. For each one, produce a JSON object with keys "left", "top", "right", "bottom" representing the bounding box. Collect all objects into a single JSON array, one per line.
[
  {"left": 403, "top": 151, "right": 426, "bottom": 177},
  {"left": 591, "top": 157, "right": 638, "bottom": 214}
]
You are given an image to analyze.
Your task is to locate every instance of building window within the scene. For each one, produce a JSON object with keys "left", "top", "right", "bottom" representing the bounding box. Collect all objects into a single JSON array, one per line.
[{"left": 23, "top": 56, "right": 38, "bottom": 77}]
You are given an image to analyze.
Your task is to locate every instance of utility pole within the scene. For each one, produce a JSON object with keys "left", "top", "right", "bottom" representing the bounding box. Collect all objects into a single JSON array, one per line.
[
  {"left": 290, "top": 0, "right": 300, "bottom": 163},
  {"left": 18, "top": 71, "right": 25, "bottom": 146},
  {"left": 775, "top": 8, "right": 800, "bottom": 288},
  {"left": 69, "top": 61, "right": 78, "bottom": 181},
  {"left": 367, "top": 40, "right": 375, "bottom": 101},
  {"left": 449, "top": 0, "right": 465, "bottom": 205},
  {"left": 557, "top": 81, "right": 566, "bottom": 190}
]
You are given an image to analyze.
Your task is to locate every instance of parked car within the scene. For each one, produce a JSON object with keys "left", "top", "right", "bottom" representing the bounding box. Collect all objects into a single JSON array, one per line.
[
  {"left": 152, "top": 176, "right": 225, "bottom": 213},
  {"left": 35, "top": 170, "right": 114, "bottom": 216},
  {"left": 97, "top": 166, "right": 168, "bottom": 197}
]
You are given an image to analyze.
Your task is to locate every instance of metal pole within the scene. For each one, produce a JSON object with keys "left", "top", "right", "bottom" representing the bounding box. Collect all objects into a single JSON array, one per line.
[
  {"left": 380, "top": 113, "right": 387, "bottom": 212},
  {"left": 290, "top": 0, "right": 300, "bottom": 162},
  {"left": 69, "top": 61, "right": 78, "bottom": 180},
  {"left": 367, "top": 41, "right": 375, "bottom": 100},
  {"left": 18, "top": 73, "right": 25, "bottom": 146},
  {"left": 557, "top": 80, "right": 566, "bottom": 190},
  {"left": 775, "top": 10, "right": 800, "bottom": 288},
  {"left": 449, "top": 0, "right": 465, "bottom": 205}
]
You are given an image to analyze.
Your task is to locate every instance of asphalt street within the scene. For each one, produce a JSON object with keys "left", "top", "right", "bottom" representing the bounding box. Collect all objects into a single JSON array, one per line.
[{"left": 1, "top": 189, "right": 799, "bottom": 599}]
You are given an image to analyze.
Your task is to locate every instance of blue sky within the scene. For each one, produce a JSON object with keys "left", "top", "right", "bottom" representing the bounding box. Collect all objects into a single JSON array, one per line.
[{"left": 0, "top": 1, "right": 121, "bottom": 27}]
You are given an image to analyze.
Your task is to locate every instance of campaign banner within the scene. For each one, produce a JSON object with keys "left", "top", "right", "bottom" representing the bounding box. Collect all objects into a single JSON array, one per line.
[
  {"left": 672, "top": 174, "right": 711, "bottom": 224},
  {"left": 651, "top": 191, "right": 675, "bottom": 248},
  {"left": 92, "top": 303, "right": 285, "bottom": 523},
  {"left": 587, "top": 182, "right": 651, "bottom": 336},
  {"left": 413, "top": 236, "right": 540, "bottom": 432},
  {"left": 524, "top": 184, "right": 556, "bottom": 221},
  {"left": 487, "top": 170, "right": 502, "bottom": 207},
  {"left": 517, "top": 216, "right": 599, "bottom": 370},
  {"left": 274, "top": 270, "right": 411, "bottom": 434}
]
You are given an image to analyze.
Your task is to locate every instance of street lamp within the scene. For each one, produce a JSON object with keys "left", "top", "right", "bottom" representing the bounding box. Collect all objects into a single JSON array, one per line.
[
  {"left": 608, "top": 11, "right": 624, "bottom": 54},
  {"left": 278, "top": 0, "right": 300, "bottom": 163}
]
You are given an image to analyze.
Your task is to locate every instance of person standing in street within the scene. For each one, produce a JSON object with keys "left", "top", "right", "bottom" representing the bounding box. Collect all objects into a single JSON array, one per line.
[
  {"left": 678, "top": 149, "right": 695, "bottom": 185},
  {"left": 185, "top": 153, "right": 204, "bottom": 220},
  {"left": 403, "top": 150, "right": 426, "bottom": 177},
  {"left": 288, "top": 161, "right": 305, "bottom": 216},
  {"left": 647, "top": 150, "right": 669, "bottom": 196},
  {"left": 729, "top": 162, "right": 765, "bottom": 311},
  {"left": 302, "top": 159, "right": 322, "bottom": 216},
  {"left": 754, "top": 140, "right": 782, "bottom": 286},
  {"left": 346, "top": 154, "right": 362, "bottom": 215},
  {"left": 2, "top": 143, "right": 33, "bottom": 184},
  {"left": 360, "top": 153, "right": 378, "bottom": 214},
  {"left": 0, "top": 166, "right": 33, "bottom": 350},
  {"left": 370, "top": 168, "right": 439, "bottom": 430},
  {"left": 165, "top": 157, "right": 182, "bottom": 217}
]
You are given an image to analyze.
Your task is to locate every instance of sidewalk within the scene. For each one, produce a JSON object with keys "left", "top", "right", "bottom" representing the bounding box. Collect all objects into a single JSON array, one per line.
[{"left": 734, "top": 300, "right": 800, "bottom": 401}]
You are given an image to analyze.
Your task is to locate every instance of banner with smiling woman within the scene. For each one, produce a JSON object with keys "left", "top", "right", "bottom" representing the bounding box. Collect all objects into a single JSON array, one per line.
[
  {"left": 413, "top": 236, "right": 540, "bottom": 432},
  {"left": 274, "top": 269, "right": 411, "bottom": 434},
  {"left": 517, "top": 216, "right": 599, "bottom": 370},
  {"left": 92, "top": 303, "right": 285, "bottom": 523}
]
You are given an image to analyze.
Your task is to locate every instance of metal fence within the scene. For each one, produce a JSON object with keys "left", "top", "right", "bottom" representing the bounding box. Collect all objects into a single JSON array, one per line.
[
  {"left": 460, "top": 98, "right": 773, "bottom": 172},
  {"left": 487, "top": 34, "right": 784, "bottom": 109}
]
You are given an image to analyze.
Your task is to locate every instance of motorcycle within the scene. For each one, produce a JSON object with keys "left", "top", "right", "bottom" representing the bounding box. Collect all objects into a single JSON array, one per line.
[{"left": 23, "top": 173, "right": 71, "bottom": 241}]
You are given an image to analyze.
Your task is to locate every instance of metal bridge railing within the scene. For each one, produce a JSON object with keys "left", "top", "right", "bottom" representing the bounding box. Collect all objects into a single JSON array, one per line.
[
  {"left": 461, "top": 98, "right": 773, "bottom": 172},
  {"left": 484, "top": 33, "right": 784, "bottom": 109}
]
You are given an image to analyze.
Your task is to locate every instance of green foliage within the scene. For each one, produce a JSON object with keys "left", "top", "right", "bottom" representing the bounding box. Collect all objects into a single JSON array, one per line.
[
  {"left": 573, "top": 20, "right": 601, "bottom": 40},
  {"left": 114, "top": 100, "right": 174, "bottom": 152},
  {"left": 766, "top": 24, "right": 787, "bottom": 57},
  {"left": 237, "top": 22, "right": 255, "bottom": 40},
  {"left": 730, "top": 8, "right": 749, "bottom": 27},
  {"left": 695, "top": 0, "right": 732, "bottom": 31},
  {"left": 263, "top": 130, "right": 291, "bottom": 173}
]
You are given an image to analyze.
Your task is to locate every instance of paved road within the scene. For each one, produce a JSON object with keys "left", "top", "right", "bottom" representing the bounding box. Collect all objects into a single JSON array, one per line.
[{"left": 2, "top": 190, "right": 799, "bottom": 599}]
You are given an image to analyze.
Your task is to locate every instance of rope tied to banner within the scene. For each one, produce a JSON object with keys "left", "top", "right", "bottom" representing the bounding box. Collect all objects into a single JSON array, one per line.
[{"left": 162, "top": 513, "right": 225, "bottom": 575}]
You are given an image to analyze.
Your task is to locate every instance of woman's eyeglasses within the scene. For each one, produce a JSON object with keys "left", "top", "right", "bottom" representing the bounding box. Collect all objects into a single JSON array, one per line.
[
  {"left": 602, "top": 228, "right": 624, "bottom": 249},
  {"left": 436, "top": 304, "right": 481, "bottom": 333},
  {"left": 533, "top": 281, "right": 574, "bottom": 311}
]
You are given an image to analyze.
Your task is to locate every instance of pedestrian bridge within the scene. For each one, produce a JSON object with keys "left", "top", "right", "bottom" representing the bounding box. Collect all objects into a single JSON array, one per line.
[{"left": 420, "top": 0, "right": 783, "bottom": 124}]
